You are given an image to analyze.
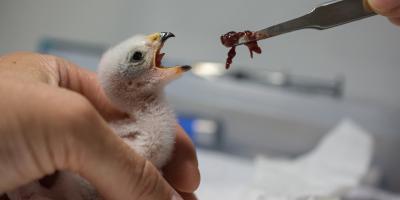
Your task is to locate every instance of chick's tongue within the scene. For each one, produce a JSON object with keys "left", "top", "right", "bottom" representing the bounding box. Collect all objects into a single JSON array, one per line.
[{"left": 156, "top": 53, "right": 165, "bottom": 66}]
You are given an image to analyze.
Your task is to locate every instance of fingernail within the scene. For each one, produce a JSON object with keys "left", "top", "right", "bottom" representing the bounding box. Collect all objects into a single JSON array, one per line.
[
  {"left": 364, "top": 0, "right": 376, "bottom": 10},
  {"left": 171, "top": 190, "right": 184, "bottom": 200},
  {"left": 365, "top": 0, "right": 374, "bottom": 10}
]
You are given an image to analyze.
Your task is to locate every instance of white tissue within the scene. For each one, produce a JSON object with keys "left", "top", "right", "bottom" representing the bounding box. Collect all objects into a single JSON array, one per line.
[{"left": 243, "top": 119, "right": 374, "bottom": 200}]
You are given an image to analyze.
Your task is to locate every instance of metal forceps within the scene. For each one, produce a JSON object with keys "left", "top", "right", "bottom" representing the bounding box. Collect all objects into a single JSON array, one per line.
[{"left": 235, "top": 0, "right": 377, "bottom": 46}]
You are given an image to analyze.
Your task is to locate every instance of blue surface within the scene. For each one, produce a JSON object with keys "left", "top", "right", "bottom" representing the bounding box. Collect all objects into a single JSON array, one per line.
[{"left": 177, "top": 116, "right": 197, "bottom": 141}]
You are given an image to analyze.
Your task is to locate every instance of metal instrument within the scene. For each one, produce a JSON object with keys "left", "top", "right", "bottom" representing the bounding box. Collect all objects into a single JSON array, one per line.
[{"left": 236, "top": 0, "right": 376, "bottom": 46}]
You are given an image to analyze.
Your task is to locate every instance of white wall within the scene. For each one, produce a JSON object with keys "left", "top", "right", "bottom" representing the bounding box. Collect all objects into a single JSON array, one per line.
[{"left": 1, "top": 0, "right": 399, "bottom": 109}]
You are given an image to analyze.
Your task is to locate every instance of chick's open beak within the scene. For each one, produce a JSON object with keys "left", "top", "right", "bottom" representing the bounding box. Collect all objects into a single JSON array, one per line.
[{"left": 147, "top": 32, "right": 191, "bottom": 79}]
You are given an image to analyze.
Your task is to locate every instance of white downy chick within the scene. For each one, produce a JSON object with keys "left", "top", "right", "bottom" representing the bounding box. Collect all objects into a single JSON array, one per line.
[
  {"left": 98, "top": 32, "right": 190, "bottom": 168},
  {"left": 5, "top": 32, "right": 191, "bottom": 200},
  {"left": 98, "top": 32, "right": 191, "bottom": 168}
]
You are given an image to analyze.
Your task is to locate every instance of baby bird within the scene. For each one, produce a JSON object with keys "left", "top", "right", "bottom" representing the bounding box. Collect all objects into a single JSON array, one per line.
[
  {"left": 6, "top": 32, "right": 191, "bottom": 200},
  {"left": 98, "top": 32, "right": 191, "bottom": 168}
]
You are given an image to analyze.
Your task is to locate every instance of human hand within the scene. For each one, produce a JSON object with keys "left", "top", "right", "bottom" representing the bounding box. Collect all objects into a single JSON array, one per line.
[
  {"left": 368, "top": 0, "right": 400, "bottom": 25},
  {"left": 0, "top": 52, "right": 200, "bottom": 200}
]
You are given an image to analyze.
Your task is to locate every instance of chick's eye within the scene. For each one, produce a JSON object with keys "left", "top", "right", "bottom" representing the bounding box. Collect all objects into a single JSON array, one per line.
[{"left": 130, "top": 51, "right": 144, "bottom": 62}]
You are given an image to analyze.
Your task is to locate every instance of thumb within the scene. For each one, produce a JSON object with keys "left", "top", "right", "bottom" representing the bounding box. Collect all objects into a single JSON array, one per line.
[
  {"left": 367, "top": 0, "right": 400, "bottom": 25},
  {"left": 367, "top": 0, "right": 400, "bottom": 15},
  {"left": 77, "top": 120, "right": 183, "bottom": 200}
]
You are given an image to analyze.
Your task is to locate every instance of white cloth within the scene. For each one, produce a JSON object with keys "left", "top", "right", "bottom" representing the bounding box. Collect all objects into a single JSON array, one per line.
[{"left": 243, "top": 119, "right": 373, "bottom": 200}]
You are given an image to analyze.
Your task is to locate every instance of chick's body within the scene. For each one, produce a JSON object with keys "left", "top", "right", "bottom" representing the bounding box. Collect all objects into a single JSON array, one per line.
[
  {"left": 5, "top": 32, "right": 190, "bottom": 200},
  {"left": 108, "top": 93, "right": 176, "bottom": 168}
]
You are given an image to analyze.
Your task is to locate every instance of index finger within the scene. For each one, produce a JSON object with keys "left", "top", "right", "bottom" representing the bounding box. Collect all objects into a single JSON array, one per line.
[
  {"left": 55, "top": 56, "right": 129, "bottom": 121},
  {"left": 0, "top": 52, "right": 127, "bottom": 121}
]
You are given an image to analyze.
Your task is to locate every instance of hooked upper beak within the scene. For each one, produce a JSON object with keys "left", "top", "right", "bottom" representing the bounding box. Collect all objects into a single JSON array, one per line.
[
  {"left": 160, "top": 32, "right": 175, "bottom": 42},
  {"left": 147, "top": 32, "right": 175, "bottom": 45},
  {"left": 146, "top": 32, "right": 191, "bottom": 77}
]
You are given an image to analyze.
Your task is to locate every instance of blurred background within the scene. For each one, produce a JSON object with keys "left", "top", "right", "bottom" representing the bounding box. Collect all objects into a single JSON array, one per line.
[{"left": 1, "top": 0, "right": 400, "bottom": 198}]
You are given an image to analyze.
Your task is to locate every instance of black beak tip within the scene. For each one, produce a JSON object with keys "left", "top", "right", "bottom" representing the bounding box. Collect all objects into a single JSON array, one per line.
[
  {"left": 182, "top": 65, "right": 192, "bottom": 72},
  {"left": 160, "top": 32, "right": 175, "bottom": 42}
]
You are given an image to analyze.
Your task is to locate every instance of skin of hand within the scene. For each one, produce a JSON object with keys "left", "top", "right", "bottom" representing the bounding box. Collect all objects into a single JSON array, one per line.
[
  {"left": 368, "top": 0, "right": 400, "bottom": 25},
  {"left": 0, "top": 52, "right": 200, "bottom": 200}
]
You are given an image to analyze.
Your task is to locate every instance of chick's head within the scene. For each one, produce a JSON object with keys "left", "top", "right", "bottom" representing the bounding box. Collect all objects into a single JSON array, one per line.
[{"left": 98, "top": 32, "right": 191, "bottom": 111}]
